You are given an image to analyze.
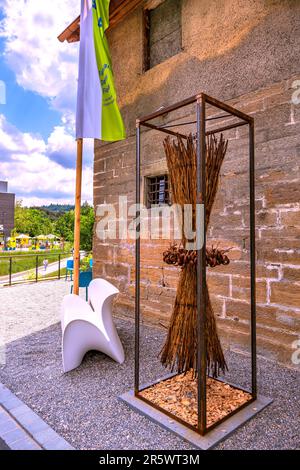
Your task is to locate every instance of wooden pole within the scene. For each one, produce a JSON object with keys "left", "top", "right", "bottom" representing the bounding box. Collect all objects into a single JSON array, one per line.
[{"left": 73, "top": 138, "right": 83, "bottom": 295}]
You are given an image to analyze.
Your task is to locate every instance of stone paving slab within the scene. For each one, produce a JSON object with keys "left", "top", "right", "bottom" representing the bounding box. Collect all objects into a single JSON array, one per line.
[
  {"left": 0, "top": 279, "right": 72, "bottom": 347},
  {"left": 0, "top": 404, "right": 41, "bottom": 450},
  {"left": 0, "top": 383, "right": 74, "bottom": 450}
]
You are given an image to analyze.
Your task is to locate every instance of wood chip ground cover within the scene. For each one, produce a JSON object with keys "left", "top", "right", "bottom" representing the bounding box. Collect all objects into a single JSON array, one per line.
[{"left": 140, "top": 371, "right": 252, "bottom": 427}]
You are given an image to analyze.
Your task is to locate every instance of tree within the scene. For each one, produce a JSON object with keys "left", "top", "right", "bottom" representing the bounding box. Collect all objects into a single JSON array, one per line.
[
  {"left": 14, "top": 201, "right": 54, "bottom": 237},
  {"left": 54, "top": 210, "right": 75, "bottom": 242},
  {"left": 54, "top": 203, "right": 95, "bottom": 251},
  {"left": 80, "top": 204, "right": 95, "bottom": 251},
  {"left": 13, "top": 201, "right": 95, "bottom": 251}
]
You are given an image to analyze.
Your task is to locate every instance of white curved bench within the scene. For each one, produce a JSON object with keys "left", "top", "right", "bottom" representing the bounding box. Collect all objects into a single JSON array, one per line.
[{"left": 61, "top": 278, "right": 125, "bottom": 373}]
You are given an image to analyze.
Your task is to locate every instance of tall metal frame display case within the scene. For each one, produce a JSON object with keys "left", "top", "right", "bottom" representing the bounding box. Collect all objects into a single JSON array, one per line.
[{"left": 120, "top": 92, "right": 272, "bottom": 449}]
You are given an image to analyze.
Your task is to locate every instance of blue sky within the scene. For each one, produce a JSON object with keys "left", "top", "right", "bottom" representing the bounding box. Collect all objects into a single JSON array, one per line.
[
  {"left": 0, "top": 0, "right": 93, "bottom": 206},
  {"left": 0, "top": 37, "right": 61, "bottom": 139}
]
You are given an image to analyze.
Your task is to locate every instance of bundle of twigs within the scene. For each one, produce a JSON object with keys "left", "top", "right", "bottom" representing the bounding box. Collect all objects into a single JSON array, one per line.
[
  {"left": 160, "top": 133, "right": 229, "bottom": 377},
  {"left": 163, "top": 244, "right": 230, "bottom": 268}
]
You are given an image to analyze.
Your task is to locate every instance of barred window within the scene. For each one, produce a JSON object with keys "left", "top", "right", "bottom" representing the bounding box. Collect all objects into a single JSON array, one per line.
[
  {"left": 145, "top": 174, "right": 171, "bottom": 208},
  {"left": 144, "top": 0, "right": 182, "bottom": 71}
]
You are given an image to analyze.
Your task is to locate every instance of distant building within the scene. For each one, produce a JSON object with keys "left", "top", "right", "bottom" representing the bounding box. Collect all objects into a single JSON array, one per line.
[{"left": 0, "top": 181, "right": 15, "bottom": 241}]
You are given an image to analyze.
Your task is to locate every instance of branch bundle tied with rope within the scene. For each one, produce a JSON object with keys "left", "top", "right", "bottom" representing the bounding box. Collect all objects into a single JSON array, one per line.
[{"left": 160, "top": 133, "right": 229, "bottom": 377}]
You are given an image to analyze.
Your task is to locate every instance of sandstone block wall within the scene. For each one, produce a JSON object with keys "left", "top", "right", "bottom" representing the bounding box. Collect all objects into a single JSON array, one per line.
[{"left": 93, "top": 0, "right": 300, "bottom": 367}]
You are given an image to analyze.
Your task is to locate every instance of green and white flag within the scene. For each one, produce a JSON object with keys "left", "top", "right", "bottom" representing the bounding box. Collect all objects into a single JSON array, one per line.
[{"left": 76, "top": 0, "right": 126, "bottom": 141}]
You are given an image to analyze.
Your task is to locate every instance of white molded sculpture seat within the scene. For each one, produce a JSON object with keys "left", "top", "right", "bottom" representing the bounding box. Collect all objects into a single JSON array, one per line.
[{"left": 61, "top": 278, "right": 125, "bottom": 373}]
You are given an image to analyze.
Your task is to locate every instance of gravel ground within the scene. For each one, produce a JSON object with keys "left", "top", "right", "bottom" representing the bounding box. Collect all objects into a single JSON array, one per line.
[{"left": 0, "top": 280, "right": 299, "bottom": 450}]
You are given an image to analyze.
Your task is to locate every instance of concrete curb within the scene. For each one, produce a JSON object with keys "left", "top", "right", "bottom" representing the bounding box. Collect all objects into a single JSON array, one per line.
[{"left": 0, "top": 383, "right": 74, "bottom": 450}]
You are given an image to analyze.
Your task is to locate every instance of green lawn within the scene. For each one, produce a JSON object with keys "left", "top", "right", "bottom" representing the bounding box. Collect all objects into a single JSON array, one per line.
[{"left": 0, "top": 251, "right": 71, "bottom": 277}]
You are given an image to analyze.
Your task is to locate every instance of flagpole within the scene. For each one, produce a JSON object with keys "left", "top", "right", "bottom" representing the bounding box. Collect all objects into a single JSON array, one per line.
[{"left": 73, "top": 138, "right": 83, "bottom": 295}]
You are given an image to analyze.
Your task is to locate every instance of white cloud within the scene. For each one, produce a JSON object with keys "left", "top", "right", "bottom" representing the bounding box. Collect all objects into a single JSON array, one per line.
[
  {"left": 0, "top": 1, "right": 95, "bottom": 207},
  {"left": 0, "top": 1, "right": 97, "bottom": 206},
  {"left": 0, "top": 115, "right": 46, "bottom": 155},
  {"left": 0, "top": 0, "right": 79, "bottom": 117},
  {"left": 0, "top": 114, "right": 93, "bottom": 207}
]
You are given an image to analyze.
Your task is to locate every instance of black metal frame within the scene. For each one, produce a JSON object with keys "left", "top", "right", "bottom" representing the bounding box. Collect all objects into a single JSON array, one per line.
[
  {"left": 0, "top": 252, "right": 73, "bottom": 286},
  {"left": 134, "top": 92, "right": 256, "bottom": 436}
]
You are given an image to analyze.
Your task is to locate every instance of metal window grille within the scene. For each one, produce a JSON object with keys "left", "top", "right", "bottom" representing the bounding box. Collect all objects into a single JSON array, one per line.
[{"left": 146, "top": 175, "right": 171, "bottom": 208}]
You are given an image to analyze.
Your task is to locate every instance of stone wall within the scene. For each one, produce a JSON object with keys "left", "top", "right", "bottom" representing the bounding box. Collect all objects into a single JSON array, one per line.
[{"left": 93, "top": 0, "right": 300, "bottom": 367}]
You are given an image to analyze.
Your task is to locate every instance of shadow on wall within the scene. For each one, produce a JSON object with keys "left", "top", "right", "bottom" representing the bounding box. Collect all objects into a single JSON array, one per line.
[{"left": 111, "top": 1, "right": 300, "bottom": 135}]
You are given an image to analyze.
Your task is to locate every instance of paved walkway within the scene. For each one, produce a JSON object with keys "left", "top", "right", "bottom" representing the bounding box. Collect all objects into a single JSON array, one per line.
[
  {"left": 0, "top": 256, "right": 72, "bottom": 286},
  {"left": 0, "top": 386, "right": 73, "bottom": 450},
  {"left": 0, "top": 281, "right": 299, "bottom": 450},
  {"left": 0, "top": 280, "right": 74, "bottom": 346}
]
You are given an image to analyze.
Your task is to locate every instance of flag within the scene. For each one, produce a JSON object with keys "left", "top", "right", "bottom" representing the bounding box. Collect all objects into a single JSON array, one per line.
[{"left": 76, "top": 0, "right": 126, "bottom": 141}]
